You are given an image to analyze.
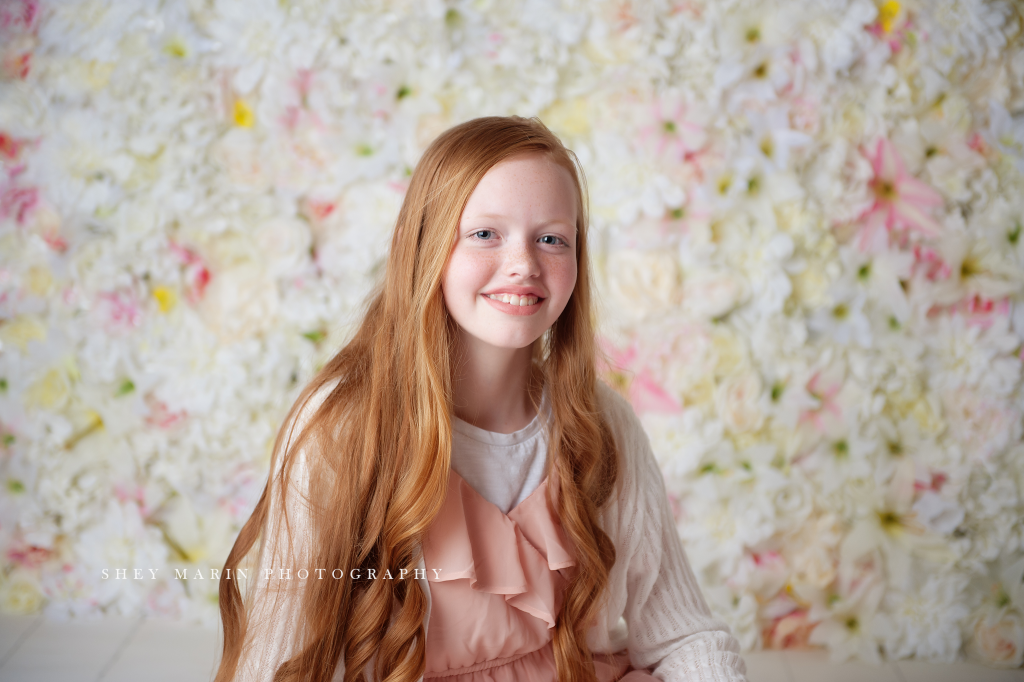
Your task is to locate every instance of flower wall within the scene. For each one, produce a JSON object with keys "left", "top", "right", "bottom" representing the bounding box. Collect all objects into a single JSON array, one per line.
[{"left": 1, "top": 0, "right": 1024, "bottom": 667}]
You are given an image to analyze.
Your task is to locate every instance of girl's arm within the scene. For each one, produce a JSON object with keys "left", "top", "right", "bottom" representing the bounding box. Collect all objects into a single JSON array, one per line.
[
  {"left": 229, "top": 380, "right": 346, "bottom": 682},
  {"left": 600, "top": 383, "right": 749, "bottom": 681}
]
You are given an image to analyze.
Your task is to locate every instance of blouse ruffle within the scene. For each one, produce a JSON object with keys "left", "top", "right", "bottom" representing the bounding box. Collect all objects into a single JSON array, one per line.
[{"left": 422, "top": 469, "right": 576, "bottom": 629}]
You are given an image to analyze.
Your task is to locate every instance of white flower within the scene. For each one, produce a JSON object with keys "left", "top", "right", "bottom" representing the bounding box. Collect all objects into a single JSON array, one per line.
[
  {"left": 782, "top": 512, "right": 842, "bottom": 590},
  {"left": 604, "top": 250, "right": 682, "bottom": 320},
  {"left": 0, "top": 569, "right": 45, "bottom": 615},
  {"left": 798, "top": 427, "right": 876, "bottom": 496},
  {"left": 806, "top": 557, "right": 886, "bottom": 663},
  {"left": 912, "top": 491, "right": 965, "bottom": 537},
  {"left": 198, "top": 263, "right": 280, "bottom": 343},
  {"left": 941, "top": 386, "right": 1018, "bottom": 466},
  {"left": 965, "top": 605, "right": 1024, "bottom": 669},
  {"left": 210, "top": 128, "right": 272, "bottom": 190},
  {"left": 984, "top": 100, "right": 1024, "bottom": 173},
  {"left": 253, "top": 217, "right": 312, "bottom": 279},
  {"left": 838, "top": 244, "right": 913, "bottom": 323},
  {"left": 714, "top": 370, "right": 763, "bottom": 433},
  {"left": 808, "top": 286, "right": 873, "bottom": 348},
  {"left": 877, "top": 574, "right": 970, "bottom": 662},
  {"left": 681, "top": 267, "right": 747, "bottom": 320},
  {"left": 742, "top": 105, "right": 812, "bottom": 172}
]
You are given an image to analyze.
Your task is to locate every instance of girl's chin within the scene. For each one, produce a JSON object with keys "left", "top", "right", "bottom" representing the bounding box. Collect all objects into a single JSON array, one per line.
[{"left": 458, "top": 326, "right": 545, "bottom": 352}]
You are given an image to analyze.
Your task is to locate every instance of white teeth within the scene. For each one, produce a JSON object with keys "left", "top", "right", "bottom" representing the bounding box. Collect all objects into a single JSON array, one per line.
[{"left": 487, "top": 294, "right": 539, "bottom": 306}]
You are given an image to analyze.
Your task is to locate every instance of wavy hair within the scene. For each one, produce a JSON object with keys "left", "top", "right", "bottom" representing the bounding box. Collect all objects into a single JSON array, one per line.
[{"left": 215, "top": 116, "right": 619, "bottom": 682}]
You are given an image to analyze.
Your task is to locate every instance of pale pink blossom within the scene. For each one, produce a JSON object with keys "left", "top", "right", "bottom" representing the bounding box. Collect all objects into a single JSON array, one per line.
[
  {"left": 856, "top": 138, "right": 944, "bottom": 252},
  {"left": 599, "top": 337, "right": 682, "bottom": 415}
]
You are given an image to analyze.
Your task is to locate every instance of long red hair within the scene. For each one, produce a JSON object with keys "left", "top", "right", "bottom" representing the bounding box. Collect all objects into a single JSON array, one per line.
[{"left": 215, "top": 116, "right": 619, "bottom": 682}]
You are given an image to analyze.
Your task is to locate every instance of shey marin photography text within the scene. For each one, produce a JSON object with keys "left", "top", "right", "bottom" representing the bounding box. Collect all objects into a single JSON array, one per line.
[{"left": 100, "top": 567, "right": 443, "bottom": 581}]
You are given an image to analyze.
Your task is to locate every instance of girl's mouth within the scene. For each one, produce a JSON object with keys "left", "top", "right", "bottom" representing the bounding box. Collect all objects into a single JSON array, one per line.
[{"left": 481, "top": 293, "right": 544, "bottom": 316}]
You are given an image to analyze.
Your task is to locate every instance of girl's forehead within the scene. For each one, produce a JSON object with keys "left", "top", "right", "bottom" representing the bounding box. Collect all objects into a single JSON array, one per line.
[{"left": 463, "top": 155, "right": 578, "bottom": 219}]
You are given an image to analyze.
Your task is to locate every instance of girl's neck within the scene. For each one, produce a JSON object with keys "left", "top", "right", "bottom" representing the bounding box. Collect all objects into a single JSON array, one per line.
[{"left": 451, "top": 335, "right": 542, "bottom": 434}]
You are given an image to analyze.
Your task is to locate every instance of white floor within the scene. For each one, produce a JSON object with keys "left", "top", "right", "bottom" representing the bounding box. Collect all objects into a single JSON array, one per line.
[{"left": 1, "top": 614, "right": 1021, "bottom": 681}]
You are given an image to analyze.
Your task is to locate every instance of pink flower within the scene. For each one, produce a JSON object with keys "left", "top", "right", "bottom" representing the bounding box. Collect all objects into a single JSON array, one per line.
[
  {"left": 798, "top": 370, "right": 842, "bottom": 432},
  {"left": 0, "top": 182, "right": 38, "bottom": 224},
  {"left": 765, "top": 609, "right": 817, "bottom": 649},
  {"left": 954, "top": 295, "right": 1011, "bottom": 329},
  {"left": 97, "top": 290, "right": 142, "bottom": 330},
  {"left": 599, "top": 337, "right": 682, "bottom": 415},
  {"left": 0, "top": 131, "right": 32, "bottom": 162},
  {"left": 301, "top": 197, "right": 338, "bottom": 224},
  {"left": 639, "top": 98, "right": 705, "bottom": 162},
  {"left": 168, "top": 241, "right": 211, "bottom": 302},
  {"left": 0, "top": 0, "right": 40, "bottom": 31},
  {"left": 144, "top": 399, "right": 186, "bottom": 429},
  {"left": 6, "top": 541, "right": 51, "bottom": 570},
  {"left": 913, "top": 471, "right": 949, "bottom": 496},
  {"left": 856, "top": 138, "right": 944, "bottom": 251},
  {"left": 113, "top": 482, "right": 155, "bottom": 518},
  {"left": 912, "top": 243, "right": 951, "bottom": 281},
  {"left": 927, "top": 294, "right": 1012, "bottom": 329}
]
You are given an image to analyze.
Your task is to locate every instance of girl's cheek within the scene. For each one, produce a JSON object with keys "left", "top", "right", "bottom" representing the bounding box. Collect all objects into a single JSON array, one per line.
[{"left": 543, "top": 254, "right": 577, "bottom": 290}]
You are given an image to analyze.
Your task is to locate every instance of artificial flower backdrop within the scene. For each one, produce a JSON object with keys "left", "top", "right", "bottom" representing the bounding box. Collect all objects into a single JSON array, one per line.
[{"left": 1, "top": 0, "right": 1023, "bottom": 668}]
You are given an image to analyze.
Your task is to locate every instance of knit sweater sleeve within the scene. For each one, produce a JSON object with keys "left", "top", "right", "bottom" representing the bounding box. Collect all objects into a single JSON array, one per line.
[
  {"left": 597, "top": 382, "right": 749, "bottom": 682},
  {"left": 231, "top": 378, "right": 347, "bottom": 682}
]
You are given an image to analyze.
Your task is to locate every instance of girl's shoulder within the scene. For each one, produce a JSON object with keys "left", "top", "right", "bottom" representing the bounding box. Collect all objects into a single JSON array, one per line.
[
  {"left": 287, "top": 375, "right": 343, "bottom": 434},
  {"left": 593, "top": 379, "right": 647, "bottom": 451},
  {"left": 593, "top": 379, "right": 661, "bottom": 493}
]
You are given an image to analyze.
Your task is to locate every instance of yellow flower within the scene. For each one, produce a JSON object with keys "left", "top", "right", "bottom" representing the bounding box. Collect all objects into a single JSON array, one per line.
[
  {"left": 0, "top": 315, "right": 46, "bottom": 351},
  {"left": 541, "top": 98, "right": 591, "bottom": 137},
  {"left": 83, "top": 60, "right": 115, "bottom": 91},
  {"left": 710, "top": 328, "right": 746, "bottom": 378},
  {"left": 25, "top": 367, "right": 71, "bottom": 410},
  {"left": 233, "top": 99, "right": 255, "bottom": 128},
  {"left": 164, "top": 36, "right": 188, "bottom": 58},
  {"left": 152, "top": 286, "right": 177, "bottom": 313},
  {"left": 26, "top": 265, "right": 55, "bottom": 296},
  {"left": 0, "top": 571, "right": 44, "bottom": 615},
  {"left": 879, "top": 1, "right": 900, "bottom": 33}
]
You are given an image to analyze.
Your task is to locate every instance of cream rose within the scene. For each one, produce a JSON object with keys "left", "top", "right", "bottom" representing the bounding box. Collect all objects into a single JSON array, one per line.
[
  {"left": 253, "top": 217, "right": 312, "bottom": 278},
  {"left": 715, "top": 371, "right": 764, "bottom": 433},
  {"left": 0, "top": 570, "right": 45, "bottom": 615},
  {"left": 198, "top": 263, "right": 280, "bottom": 342},
  {"left": 682, "top": 268, "right": 747, "bottom": 319},
  {"left": 605, "top": 250, "right": 682, "bottom": 319},
  {"left": 210, "top": 128, "right": 271, "bottom": 190},
  {"left": 965, "top": 605, "right": 1024, "bottom": 669},
  {"left": 783, "top": 514, "right": 841, "bottom": 589}
]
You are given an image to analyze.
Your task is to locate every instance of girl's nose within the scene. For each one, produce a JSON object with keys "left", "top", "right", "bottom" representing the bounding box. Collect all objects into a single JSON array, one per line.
[{"left": 503, "top": 238, "right": 541, "bottom": 279}]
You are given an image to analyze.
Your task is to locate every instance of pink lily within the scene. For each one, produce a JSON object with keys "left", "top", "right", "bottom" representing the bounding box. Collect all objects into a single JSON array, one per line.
[
  {"left": 599, "top": 337, "right": 682, "bottom": 415},
  {"left": 640, "top": 98, "right": 705, "bottom": 162},
  {"left": 857, "top": 138, "right": 944, "bottom": 251}
]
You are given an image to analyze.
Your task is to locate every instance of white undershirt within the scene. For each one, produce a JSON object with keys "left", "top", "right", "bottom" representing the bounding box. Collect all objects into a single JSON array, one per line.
[{"left": 449, "top": 386, "right": 551, "bottom": 514}]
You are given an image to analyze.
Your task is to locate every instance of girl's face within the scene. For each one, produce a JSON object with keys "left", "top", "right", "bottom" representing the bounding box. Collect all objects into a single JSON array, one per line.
[{"left": 442, "top": 153, "right": 578, "bottom": 352}]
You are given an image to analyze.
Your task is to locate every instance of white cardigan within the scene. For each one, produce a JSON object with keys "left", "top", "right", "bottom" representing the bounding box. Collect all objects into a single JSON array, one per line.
[{"left": 233, "top": 379, "right": 749, "bottom": 682}]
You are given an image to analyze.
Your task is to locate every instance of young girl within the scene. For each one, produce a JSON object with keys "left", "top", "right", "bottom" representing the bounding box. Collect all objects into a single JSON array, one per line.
[{"left": 215, "top": 117, "right": 749, "bottom": 682}]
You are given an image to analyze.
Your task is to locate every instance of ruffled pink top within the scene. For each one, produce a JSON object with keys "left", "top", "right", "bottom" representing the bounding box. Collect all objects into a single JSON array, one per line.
[{"left": 422, "top": 469, "right": 657, "bottom": 682}]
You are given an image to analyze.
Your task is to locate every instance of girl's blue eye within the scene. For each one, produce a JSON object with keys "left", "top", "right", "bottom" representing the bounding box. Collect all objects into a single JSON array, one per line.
[
  {"left": 473, "top": 230, "right": 494, "bottom": 240},
  {"left": 540, "top": 235, "right": 567, "bottom": 246}
]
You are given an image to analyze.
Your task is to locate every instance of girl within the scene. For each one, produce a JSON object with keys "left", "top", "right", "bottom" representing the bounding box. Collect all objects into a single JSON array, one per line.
[{"left": 215, "top": 117, "right": 749, "bottom": 682}]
